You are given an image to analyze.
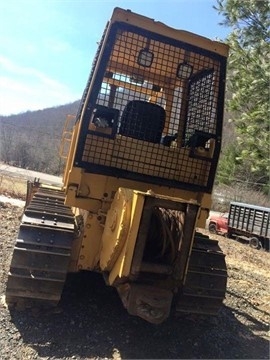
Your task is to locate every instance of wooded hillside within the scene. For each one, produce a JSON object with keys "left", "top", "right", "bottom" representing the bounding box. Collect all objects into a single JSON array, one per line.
[
  {"left": 0, "top": 101, "right": 79, "bottom": 175},
  {"left": 0, "top": 99, "right": 235, "bottom": 175},
  {"left": 0, "top": 102, "right": 268, "bottom": 209},
  {"left": 1, "top": 0, "right": 269, "bottom": 206}
]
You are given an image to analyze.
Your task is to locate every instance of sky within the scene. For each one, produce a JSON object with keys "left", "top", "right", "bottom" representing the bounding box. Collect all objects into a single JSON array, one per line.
[{"left": 0, "top": 0, "right": 230, "bottom": 116}]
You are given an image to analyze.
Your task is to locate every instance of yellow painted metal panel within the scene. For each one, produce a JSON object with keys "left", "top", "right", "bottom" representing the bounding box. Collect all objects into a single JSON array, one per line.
[
  {"left": 100, "top": 188, "right": 133, "bottom": 271},
  {"left": 108, "top": 190, "right": 145, "bottom": 285},
  {"left": 110, "top": 8, "right": 229, "bottom": 57},
  {"left": 77, "top": 213, "right": 104, "bottom": 270}
]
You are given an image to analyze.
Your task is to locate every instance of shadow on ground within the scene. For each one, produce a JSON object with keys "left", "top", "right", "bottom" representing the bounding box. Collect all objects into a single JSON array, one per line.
[{"left": 10, "top": 272, "right": 269, "bottom": 359}]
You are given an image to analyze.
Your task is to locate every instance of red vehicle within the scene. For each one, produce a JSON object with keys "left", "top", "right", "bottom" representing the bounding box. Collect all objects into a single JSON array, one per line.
[{"left": 208, "top": 212, "right": 228, "bottom": 235}]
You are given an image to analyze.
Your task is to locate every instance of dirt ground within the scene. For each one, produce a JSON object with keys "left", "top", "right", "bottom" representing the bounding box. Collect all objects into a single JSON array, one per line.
[{"left": 0, "top": 201, "right": 269, "bottom": 360}]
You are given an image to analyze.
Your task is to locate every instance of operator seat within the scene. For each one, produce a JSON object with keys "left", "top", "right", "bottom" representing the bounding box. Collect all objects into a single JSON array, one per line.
[{"left": 119, "top": 100, "right": 165, "bottom": 143}]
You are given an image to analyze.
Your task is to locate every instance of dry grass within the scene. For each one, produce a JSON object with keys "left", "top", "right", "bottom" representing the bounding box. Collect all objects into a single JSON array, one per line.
[
  {"left": 1, "top": 172, "right": 269, "bottom": 212},
  {"left": 0, "top": 174, "right": 27, "bottom": 200}
]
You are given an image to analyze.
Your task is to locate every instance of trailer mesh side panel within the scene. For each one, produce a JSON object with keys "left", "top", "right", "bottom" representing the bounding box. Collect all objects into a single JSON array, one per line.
[{"left": 228, "top": 202, "right": 270, "bottom": 238}]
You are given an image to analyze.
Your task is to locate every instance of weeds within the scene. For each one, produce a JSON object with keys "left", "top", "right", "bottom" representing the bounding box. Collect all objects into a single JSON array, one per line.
[{"left": 0, "top": 175, "right": 26, "bottom": 200}]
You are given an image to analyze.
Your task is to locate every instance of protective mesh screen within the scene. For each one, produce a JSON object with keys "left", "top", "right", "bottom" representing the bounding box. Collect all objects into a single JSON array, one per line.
[{"left": 80, "top": 25, "right": 225, "bottom": 191}]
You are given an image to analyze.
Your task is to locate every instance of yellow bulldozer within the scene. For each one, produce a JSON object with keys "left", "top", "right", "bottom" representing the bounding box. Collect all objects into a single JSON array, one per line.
[{"left": 6, "top": 8, "right": 229, "bottom": 324}]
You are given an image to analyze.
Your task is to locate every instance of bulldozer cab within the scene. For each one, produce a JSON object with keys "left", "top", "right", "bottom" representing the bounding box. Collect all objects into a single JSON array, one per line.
[{"left": 64, "top": 8, "right": 228, "bottom": 197}]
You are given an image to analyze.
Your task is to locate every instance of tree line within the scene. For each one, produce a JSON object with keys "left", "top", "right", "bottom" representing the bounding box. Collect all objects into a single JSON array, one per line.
[{"left": 0, "top": 1, "right": 269, "bottom": 196}]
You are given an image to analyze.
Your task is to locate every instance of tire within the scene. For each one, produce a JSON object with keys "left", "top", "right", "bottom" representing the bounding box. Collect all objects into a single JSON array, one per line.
[
  {"left": 249, "top": 237, "right": 262, "bottom": 250},
  {"left": 208, "top": 222, "right": 217, "bottom": 234}
]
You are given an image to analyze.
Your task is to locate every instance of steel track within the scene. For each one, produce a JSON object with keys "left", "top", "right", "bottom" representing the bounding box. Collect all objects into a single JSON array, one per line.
[
  {"left": 6, "top": 186, "right": 75, "bottom": 307},
  {"left": 176, "top": 232, "right": 227, "bottom": 315}
]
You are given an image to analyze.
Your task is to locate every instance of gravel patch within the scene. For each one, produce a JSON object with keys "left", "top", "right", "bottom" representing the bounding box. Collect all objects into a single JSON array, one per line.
[{"left": 0, "top": 202, "right": 269, "bottom": 359}]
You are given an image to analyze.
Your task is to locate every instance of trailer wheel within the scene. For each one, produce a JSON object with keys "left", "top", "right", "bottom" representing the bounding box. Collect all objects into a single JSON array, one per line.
[
  {"left": 208, "top": 222, "right": 217, "bottom": 234},
  {"left": 249, "top": 237, "right": 262, "bottom": 250}
]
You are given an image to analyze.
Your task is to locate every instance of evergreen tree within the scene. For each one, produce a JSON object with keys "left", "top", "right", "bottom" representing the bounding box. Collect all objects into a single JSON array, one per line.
[{"left": 215, "top": 0, "right": 270, "bottom": 192}]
